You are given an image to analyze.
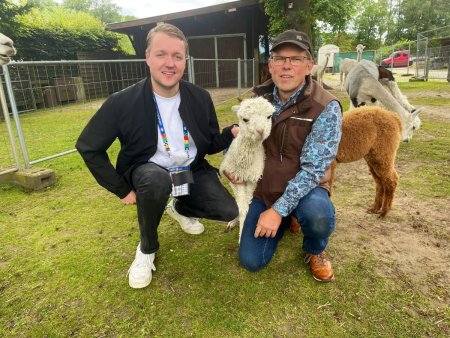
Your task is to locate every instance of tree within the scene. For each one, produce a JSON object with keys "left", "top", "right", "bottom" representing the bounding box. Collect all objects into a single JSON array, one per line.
[
  {"left": 353, "top": 0, "right": 391, "bottom": 49},
  {"left": 0, "top": 0, "right": 32, "bottom": 39},
  {"left": 397, "top": 0, "right": 450, "bottom": 40},
  {"left": 15, "top": 6, "right": 119, "bottom": 60},
  {"left": 263, "top": 0, "right": 357, "bottom": 50},
  {"left": 63, "top": 0, "right": 122, "bottom": 23}
]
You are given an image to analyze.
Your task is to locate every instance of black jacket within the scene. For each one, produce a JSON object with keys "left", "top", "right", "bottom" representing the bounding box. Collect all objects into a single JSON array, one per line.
[{"left": 76, "top": 77, "right": 235, "bottom": 198}]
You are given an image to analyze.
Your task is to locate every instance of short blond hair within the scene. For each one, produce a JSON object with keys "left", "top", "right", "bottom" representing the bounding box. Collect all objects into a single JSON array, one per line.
[{"left": 146, "top": 23, "right": 188, "bottom": 53}]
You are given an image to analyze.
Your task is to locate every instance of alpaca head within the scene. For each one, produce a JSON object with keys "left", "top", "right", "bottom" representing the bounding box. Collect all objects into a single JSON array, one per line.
[
  {"left": 0, "top": 33, "right": 16, "bottom": 65},
  {"left": 402, "top": 108, "right": 422, "bottom": 142},
  {"left": 356, "top": 44, "right": 365, "bottom": 53},
  {"left": 235, "top": 97, "right": 274, "bottom": 142}
]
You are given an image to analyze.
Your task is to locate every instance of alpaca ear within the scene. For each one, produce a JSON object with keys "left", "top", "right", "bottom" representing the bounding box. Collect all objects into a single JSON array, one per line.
[
  {"left": 232, "top": 105, "right": 241, "bottom": 113},
  {"left": 412, "top": 108, "right": 423, "bottom": 118}
]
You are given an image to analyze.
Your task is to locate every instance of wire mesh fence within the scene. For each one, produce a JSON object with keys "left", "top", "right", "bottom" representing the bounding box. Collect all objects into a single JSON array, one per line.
[
  {"left": 416, "top": 26, "right": 450, "bottom": 80},
  {"left": 0, "top": 58, "right": 255, "bottom": 172}
]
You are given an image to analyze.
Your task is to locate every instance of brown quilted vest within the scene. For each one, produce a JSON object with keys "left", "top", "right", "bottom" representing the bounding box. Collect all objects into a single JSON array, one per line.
[{"left": 253, "top": 76, "right": 340, "bottom": 207}]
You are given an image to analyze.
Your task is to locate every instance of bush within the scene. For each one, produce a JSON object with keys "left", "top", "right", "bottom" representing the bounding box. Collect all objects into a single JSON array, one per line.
[{"left": 15, "top": 6, "right": 120, "bottom": 60}]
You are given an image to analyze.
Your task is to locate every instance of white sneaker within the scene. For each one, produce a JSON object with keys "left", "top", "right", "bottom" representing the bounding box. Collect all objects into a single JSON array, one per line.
[
  {"left": 128, "top": 244, "right": 156, "bottom": 289},
  {"left": 166, "top": 199, "right": 204, "bottom": 235}
]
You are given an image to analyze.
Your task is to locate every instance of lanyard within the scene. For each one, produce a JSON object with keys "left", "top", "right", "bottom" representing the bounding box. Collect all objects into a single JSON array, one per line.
[{"left": 152, "top": 93, "right": 190, "bottom": 158}]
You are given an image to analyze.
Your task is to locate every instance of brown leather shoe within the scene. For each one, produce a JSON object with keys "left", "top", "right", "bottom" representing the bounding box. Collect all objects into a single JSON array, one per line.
[{"left": 304, "top": 251, "right": 334, "bottom": 282}]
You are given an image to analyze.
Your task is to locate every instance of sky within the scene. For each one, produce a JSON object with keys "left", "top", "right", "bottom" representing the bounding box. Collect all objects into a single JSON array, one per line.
[
  {"left": 118, "top": 0, "right": 238, "bottom": 19},
  {"left": 57, "top": 0, "right": 239, "bottom": 19}
]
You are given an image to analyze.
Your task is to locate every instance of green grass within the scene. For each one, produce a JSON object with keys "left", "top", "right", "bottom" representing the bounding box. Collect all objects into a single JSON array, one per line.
[
  {"left": 1, "top": 84, "right": 449, "bottom": 336},
  {"left": 398, "top": 81, "right": 449, "bottom": 92}
]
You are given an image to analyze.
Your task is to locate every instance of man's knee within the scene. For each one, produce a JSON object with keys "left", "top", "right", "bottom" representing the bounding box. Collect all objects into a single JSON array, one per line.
[
  {"left": 238, "top": 244, "right": 269, "bottom": 272},
  {"left": 302, "top": 213, "right": 335, "bottom": 239},
  {"left": 221, "top": 202, "right": 239, "bottom": 222},
  {"left": 239, "top": 253, "right": 266, "bottom": 272},
  {"left": 133, "top": 164, "right": 171, "bottom": 194}
]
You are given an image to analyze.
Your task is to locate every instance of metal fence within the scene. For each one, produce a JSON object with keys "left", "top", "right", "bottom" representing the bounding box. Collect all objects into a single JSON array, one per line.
[
  {"left": 0, "top": 57, "right": 255, "bottom": 175},
  {"left": 416, "top": 30, "right": 450, "bottom": 81}
]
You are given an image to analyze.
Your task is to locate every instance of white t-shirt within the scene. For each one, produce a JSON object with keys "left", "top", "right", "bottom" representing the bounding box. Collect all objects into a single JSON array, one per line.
[{"left": 149, "top": 92, "right": 197, "bottom": 169}]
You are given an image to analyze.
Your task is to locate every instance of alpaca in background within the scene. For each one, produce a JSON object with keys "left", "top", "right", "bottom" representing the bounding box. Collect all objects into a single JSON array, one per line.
[
  {"left": 339, "top": 44, "right": 365, "bottom": 90},
  {"left": 0, "top": 33, "right": 16, "bottom": 65},
  {"left": 311, "top": 52, "right": 331, "bottom": 87},
  {"left": 345, "top": 60, "right": 421, "bottom": 141}
]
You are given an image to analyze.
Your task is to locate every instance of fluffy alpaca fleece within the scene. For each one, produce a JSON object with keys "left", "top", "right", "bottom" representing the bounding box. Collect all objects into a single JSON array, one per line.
[
  {"left": 345, "top": 60, "right": 421, "bottom": 141},
  {"left": 330, "top": 106, "right": 402, "bottom": 217},
  {"left": 0, "top": 33, "right": 16, "bottom": 65},
  {"left": 220, "top": 97, "right": 275, "bottom": 241}
]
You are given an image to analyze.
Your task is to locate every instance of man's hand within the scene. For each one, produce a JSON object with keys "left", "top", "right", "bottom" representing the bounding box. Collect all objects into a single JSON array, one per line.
[
  {"left": 121, "top": 190, "right": 136, "bottom": 205},
  {"left": 254, "top": 208, "right": 282, "bottom": 238},
  {"left": 222, "top": 170, "right": 243, "bottom": 184},
  {"left": 231, "top": 125, "right": 240, "bottom": 138}
]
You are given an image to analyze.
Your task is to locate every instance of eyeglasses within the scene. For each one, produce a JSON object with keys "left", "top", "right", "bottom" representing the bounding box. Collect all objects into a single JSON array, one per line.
[{"left": 270, "top": 55, "right": 310, "bottom": 66}]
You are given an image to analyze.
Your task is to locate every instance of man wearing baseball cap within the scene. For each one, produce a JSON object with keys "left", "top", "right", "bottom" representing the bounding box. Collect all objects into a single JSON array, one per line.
[{"left": 229, "top": 29, "right": 342, "bottom": 281}]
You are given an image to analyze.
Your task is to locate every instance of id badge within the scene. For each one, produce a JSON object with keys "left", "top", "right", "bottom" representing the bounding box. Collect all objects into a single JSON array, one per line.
[{"left": 169, "top": 167, "right": 194, "bottom": 197}]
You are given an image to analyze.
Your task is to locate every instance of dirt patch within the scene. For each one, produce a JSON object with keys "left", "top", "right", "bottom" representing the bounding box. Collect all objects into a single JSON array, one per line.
[
  {"left": 321, "top": 74, "right": 450, "bottom": 304},
  {"left": 332, "top": 157, "right": 449, "bottom": 303}
]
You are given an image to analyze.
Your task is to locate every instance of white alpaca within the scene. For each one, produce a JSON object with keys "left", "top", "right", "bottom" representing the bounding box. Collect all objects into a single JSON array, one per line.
[
  {"left": 311, "top": 52, "right": 330, "bottom": 87},
  {"left": 345, "top": 60, "right": 421, "bottom": 142},
  {"left": 339, "top": 44, "right": 365, "bottom": 90},
  {"left": 0, "top": 33, "right": 16, "bottom": 65},
  {"left": 383, "top": 81, "right": 421, "bottom": 130},
  {"left": 220, "top": 97, "right": 274, "bottom": 241}
]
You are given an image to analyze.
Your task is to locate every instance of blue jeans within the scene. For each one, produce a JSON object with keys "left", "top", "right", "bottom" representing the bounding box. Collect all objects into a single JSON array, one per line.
[{"left": 238, "top": 187, "right": 335, "bottom": 272}]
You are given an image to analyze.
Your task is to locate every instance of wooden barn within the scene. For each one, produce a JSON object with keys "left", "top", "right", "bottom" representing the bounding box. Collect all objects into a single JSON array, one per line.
[{"left": 106, "top": 0, "right": 270, "bottom": 87}]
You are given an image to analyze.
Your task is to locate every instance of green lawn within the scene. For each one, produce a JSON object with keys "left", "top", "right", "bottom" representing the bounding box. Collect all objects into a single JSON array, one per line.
[{"left": 0, "top": 83, "right": 449, "bottom": 337}]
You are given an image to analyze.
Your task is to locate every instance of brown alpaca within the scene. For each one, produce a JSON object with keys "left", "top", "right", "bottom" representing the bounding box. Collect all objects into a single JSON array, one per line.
[
  {"left": 289, "top": 106, "right": 402, "bottom": 232},
  {"left": 330, "top": 106, "right": 402, "bottom": 217}
]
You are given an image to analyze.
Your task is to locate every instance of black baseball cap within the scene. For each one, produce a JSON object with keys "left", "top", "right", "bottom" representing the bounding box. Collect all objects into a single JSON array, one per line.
[{"left": 270, "top": 30, "right": 313, "bottom": 55}]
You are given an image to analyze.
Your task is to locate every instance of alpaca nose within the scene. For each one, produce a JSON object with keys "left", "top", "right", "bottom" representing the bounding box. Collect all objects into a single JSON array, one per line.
[{"left": 256, "top": 128, "right": 264, "bottom": 136}]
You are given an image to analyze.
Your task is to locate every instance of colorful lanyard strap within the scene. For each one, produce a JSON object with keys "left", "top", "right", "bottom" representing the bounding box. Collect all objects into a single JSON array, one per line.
[{"left": 152, "top": 93, "right": 190, "bottom": 158}]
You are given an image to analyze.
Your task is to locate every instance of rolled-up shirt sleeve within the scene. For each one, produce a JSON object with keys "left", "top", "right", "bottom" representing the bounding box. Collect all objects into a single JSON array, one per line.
[{"left": 272, "top": 100, "right": 342, "bottom": 217}]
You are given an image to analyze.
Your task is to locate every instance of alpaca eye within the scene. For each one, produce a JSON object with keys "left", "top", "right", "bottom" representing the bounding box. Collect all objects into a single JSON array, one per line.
[
  {"left": 242, "top": 118, "right": 249, "bottom": 123},
  {"left": 267, "top": 115, "right": 271, "bottom": 119}
]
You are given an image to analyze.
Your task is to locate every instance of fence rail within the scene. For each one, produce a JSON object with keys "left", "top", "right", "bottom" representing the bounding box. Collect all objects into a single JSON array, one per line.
[{"left": 0, "top": 58, "right": 255, "bottom": 173}]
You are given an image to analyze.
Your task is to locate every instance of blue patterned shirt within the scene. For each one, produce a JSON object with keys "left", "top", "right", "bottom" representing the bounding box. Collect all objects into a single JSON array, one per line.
[{"left": 270, "top": 84, "right": 342, "bottom": 217}]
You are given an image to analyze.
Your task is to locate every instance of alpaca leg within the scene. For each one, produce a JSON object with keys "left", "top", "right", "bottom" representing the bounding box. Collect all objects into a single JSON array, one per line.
[
  {"left": 329, "top": 160, "right": 338, "bottom": 196},
  {"left": 226, "top": 184, "right": 240, "bottom": 231},
  {"left": 226, "top": 217, "right": 239, "bottom": 231},
  {"left": 379, "top": 169, "right": 399, "bottom": 217},
  {"left": 367, "top": 165, "right": 384, "bottom": 214},
  {"left": 236, "top": 184, "right": 254, "bottom": 243}
]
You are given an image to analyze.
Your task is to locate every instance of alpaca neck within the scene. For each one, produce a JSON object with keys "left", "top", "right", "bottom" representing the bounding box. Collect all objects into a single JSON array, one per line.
[
  {"left": 357, "top": 52, "right": 362, "bottom": 62},
  {"left": 372, "top": 82, "right": 410, "bottom": 125}
]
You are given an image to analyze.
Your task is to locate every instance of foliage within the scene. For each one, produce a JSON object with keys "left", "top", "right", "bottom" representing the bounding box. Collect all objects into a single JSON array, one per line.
[
  {"left": 264, "top": 0, "right": 357, "bottom": 50},
  {"left": 263, "top": 0, "right": 288, "bottom": 37},
  {"left": 320, "top": 32, "right": 355, "bottom": 51},
  {"left": 62, "top": 0, "right": 122, "bottom": 23},
  {"left": 352, "top": 0, "right": 393, "bottom": 49},
  {"left": 0, "top": 0, "right": 32, "bottom": 39},
  {"left": 397, "top": 0, "right": 450, "bottom": 41},
  {"left": 15, "top": 6, "right": 119, "bottom": 60},
  {"left": 311, "top": 0, "right": 357, "bottom": 34}
]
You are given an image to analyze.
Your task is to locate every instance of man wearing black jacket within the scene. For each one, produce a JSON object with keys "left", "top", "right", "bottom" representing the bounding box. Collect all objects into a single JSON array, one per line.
[{"left": 76, "top": 24, "right": 238, "bottom": 289}]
